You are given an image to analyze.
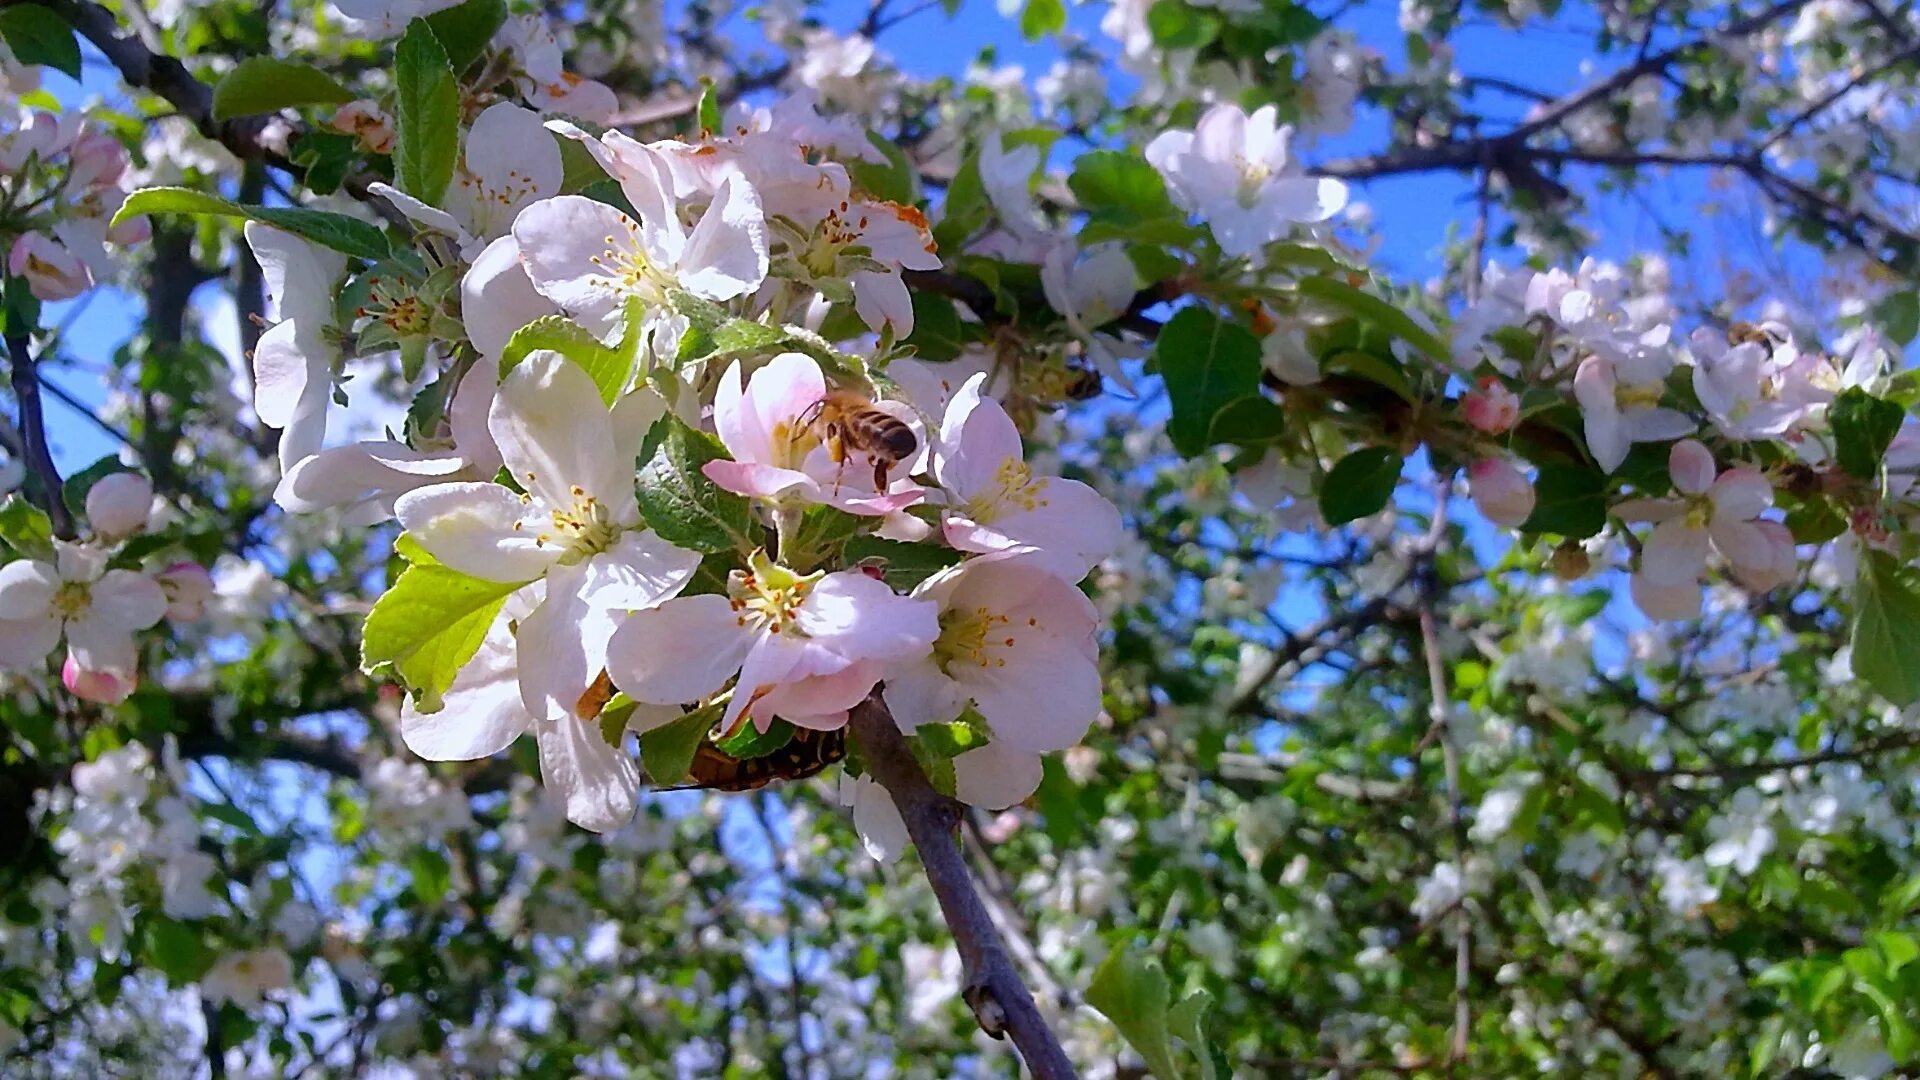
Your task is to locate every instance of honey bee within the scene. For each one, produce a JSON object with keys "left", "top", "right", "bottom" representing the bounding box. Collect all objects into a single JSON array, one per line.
[
  {"left": 1062, "top": 362, "right": 1104, "bottom": 401},
  {"left": 575, "top": 670, "right": 616, "bottom": 720},
  {"left": 669, "top": 728, "right": 848, "bottom": 792},
  {"left": 801, "top": 390, "right": 918, "bottom": 491},
  {"left": 1727, "top": 321, "right": 1788, "bottom": 353}
]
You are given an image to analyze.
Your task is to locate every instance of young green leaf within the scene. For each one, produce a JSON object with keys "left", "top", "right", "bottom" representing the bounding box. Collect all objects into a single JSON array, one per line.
[
  {"left": 394, "top": 19, "right": 461, "bottom": 205},
  {"left": 423, "top": 0, "right": 508, "bottom": 72},
  {"left": 112, "top": 187, "right": 390, "bottom": 261},
  {"left": 634, "top": 417, "right": 756, "bottom": 553},
  {"left": 639, "top": 703, "right": 720, "bottom": 785},
  {"left": 499, "top": 302, "right": 643, "bottom": 404},
  {"left": 1851, "top": 551, "right": 1920, "bottom": 706},
  {"left": 1830, "top": 386, "right": 1905, "bottom": 480},
  {"left": 1086, "top": 942, "right": 1186, "bottom": 1080},
  {"left": 361, "top": 562, "right": 527, "bottom": 712},
  {"left": 210, "top": 58, "right": 355, "bottom": 121},
  {"left": 1069, "top": 150, "right": 1179, "bottom": 224},
  {"left": 1296, "top": 275, "right": 1448, "bottom": 361},
  {"left": 0, "top": 496, "right": 55, "bottom": 560}
]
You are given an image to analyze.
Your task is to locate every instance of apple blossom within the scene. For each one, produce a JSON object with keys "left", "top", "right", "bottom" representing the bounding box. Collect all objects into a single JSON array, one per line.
[
  {"left": 62, "top": 652, "right": 136, "bottom": 704},
  {"left": 394, "top": 352, "right": 701, "bottom": 724},
  {"left": 0, "top": 542, "right": 166, "bottom": 674},
  {"left": 1572, "top": 354, "right": 1694, "bottom": 473},
  {"left": 200, "top": 947, "right": 296, "bottom": 1009},
  {"left": 935, "top": 373, "right": 1123, "bottom": 581},
  {"left": 331, "top": 99, "right": 396, "bottom": 154},
  {"left": 246, "top": 222, "right": 345, "bottom": 470},
  {"left": 8, "top": 231, "right": 91, "bottom": 300},
  {"left": 155, "top": 562, "right": 214, "bottom": 621},
  {"left": 1616, "top": 439, "right": 1780, "bottom": 619},
  {"left": 370, "top": 103, "right": 562, "bottom": 258},
  {"left": 605, "top": 551, "right": 940, "bottom": 732},
  {"left": 702, "top": 353, "right": 926, "bottom": 516},
  {"left": 83, "top": 472, "right": 152, "bottom": 540},
  {"left": 1145, "top": 103, "right": 1348, "bottom": 258}
]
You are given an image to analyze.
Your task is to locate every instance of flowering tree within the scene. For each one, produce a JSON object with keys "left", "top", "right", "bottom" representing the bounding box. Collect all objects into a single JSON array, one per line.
[{"left": 3, "top": 0, "right": 1920, "bottom": 1074}]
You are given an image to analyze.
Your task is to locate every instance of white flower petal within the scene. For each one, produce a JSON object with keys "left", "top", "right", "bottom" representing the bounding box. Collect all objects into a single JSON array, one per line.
[
  {"left": 953, "top": 742, "right": 1044, "bottom": 810},
  {"left": 394, "top": 482, "right": 557, "bottom": 582},
  {"left": 536, "top": 713, "right": 640, "bottom": 833},
  {"left": 0, "top": 559, "right": 57, "bottom": 620},
  {"left": 604, "top": 594, "right": 755, "bottom": 706}
]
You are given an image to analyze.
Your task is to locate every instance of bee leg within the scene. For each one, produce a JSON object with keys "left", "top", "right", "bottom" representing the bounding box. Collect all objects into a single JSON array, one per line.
[{"left": 872, "top": 459, "right": 888, "bottom": 492}]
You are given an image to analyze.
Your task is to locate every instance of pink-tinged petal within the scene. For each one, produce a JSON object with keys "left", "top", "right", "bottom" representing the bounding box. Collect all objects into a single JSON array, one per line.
[
  {"left": 820, "top": 486, "right": 925, "bottom": 517},
  {"left": 793, "top": 571, "right": 941, "bottom": 665},
  {"left": 881, "top": 658, "right": 968, "bottom": 732},
  {"left": 946, "top": 475, "right": 1122, "bottom": 582},
  {"left": 0, "top": 560, "right": 57, "bottom": 620},
  {"left": 748, "top": 662, "right": 877, "bottom": 729},
  {"left": 461, "top": 236, "right": 559, "bottom": 359},
  {"left": 728, "top": 632, "right": 822, "bottom": 727},
  {"left": 0, "top": 616, "right": 61, "bottom": 670},
  {"left": 677, "top": 170, "right": 768, "bottom": 301},
  {"left": 1630, "top": 572, "right": 1702, "bottom": 620},
  {"left": 1730, "top": 520, "right": 1798, "bottom": 592},
  {"left": 275, "top": 442, "right": 459, "bottom": 515},
  {"left": 401, "top": 605, "right": 533, "bottom": 760},
  {"left": 936, "top": 375, "right": 1025, "bottom": 496},
  {"left": 1709, "top": 467, "right": 1772, "bottom": 521},
  {"left": 1668, "top": 439, "right": 1716, "bottom": 495},
  {"left": 63, "top": 653, "right": 135, "bottom": 704},
  {"left": 89, "top": 570, "right": 166, "bottom": 631},
  {"left": 1709, "top": 518, "right": 1773, "bottom": 576},
  {"left": 63, "top": 614, "right": 139, "bottom": 674},
  {"left": 703, "top": 461, "right": 817, "bottom": 500},
  {"left": 1639, "top": 519, "right": 1710, "bottom": 587},
  {"left": 605, "top": 594, "right": 755, "bottom": 706},
  {"left": 490, "top": 351, "right": 622, "bottom": 508},
  {"left": 535, "top": 713, "right": 640, "bottom": 833},
  {"left": 961, "top": 634, "right": 1101, "bottom": 754},
  {"left": 394, "top": 482, "right": 558, "bottom": 583},
  {"left": 723, "top": 353, "right": 827, "bottom": 467},
  {"left": 584, "top": 531, "right": 701, "bottom": 611},
  {"left": 1624, "top": 407, "right": 1695, "bottom": 443},
  {"left": 953, "top": 742, "right": 1044, "bottom": 810}
]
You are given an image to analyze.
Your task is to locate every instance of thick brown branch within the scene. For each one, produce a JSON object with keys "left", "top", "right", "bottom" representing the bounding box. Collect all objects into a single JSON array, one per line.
[
  {"left": 4, "top": 331, "right": 74, "bottom": 538},
  {"left": 846, "top": 693, "right": 1079, "bottom": 1080}
]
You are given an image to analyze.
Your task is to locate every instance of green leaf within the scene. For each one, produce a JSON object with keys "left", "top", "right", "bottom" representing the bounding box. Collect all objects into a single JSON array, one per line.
[
  {"left": 1852, "top": 551, "right": 1920, "bottom": 706},
  {"left": 1155, "top": 306, "right": 1264, "bottom": 457},
  {"left": 1296, "top": 275, "right": 1447, "bottom": 361},
  {"left": 0, "top": 6, "right": 80, "bottom": 80},
  {"left": 1831, "top": 386, "right": 1905, "bottom": 480},
  {"left": 1167, "top": 991, "right": 1221, "bottom": 1080},
  {"left": 1875, "top": 292, "right": 1920, "bottom": 346},
  {"left": 634, "top": 417, "right": 756, "bottom": 553},
  {"left": 695, "top": 78, "right": 722, "bottom": 135},
  {"left": 141, "top": 917, "right": 215, "bottom": 984},
  {"left": 1086, "top": 942, "right": 1184, "bottom": 1080},
  {"left": 640, "top": 703, "right": 719, "bottom": 785},
  {"left": 1206, "top": 395, "right": 1285, "bottom": 447},
  {"left": 843, "top": 536, "right": 963, "bottom": 590},
  {"left": 1318, "top": 447, "right": 1403, "bottom": 526},
  {"left": 112, "top": 187, "right": 389, "bottom": 261},
  {"left": 714, "top": 717, "right": 795, "bottom": 759},
  {"left": 901, "top": 292, "right": 971, "bottom": 361},
  {"left": 1145, "top": 0, "right": 1219, "bottom": 47},
  {"left": 708, "top": 318, "right": 794, "bottom": 359},
  {"left": 1020, "top": 0, "right": 1067, "bottom": 39},
  {"left": 499, "top": 304, "right": 642, "bottom": 405},
  {"left": 361, "top": 560, "right": 526, "bottom": 712},
  {"left": 1069, "top": 150, "right": 1178, "bottom": 223},
  {"left": 933, "top": 152, "right": 989, "bottom": 250},
  {"left": 394, "top": 19, "right": 461, "bottom": 206},
  {"left": 1522, "top": 462, "right": 1608, "bottom": 539},
  {"left": 846, "top": 131, "right": 917, "bottom": 205},
  {"left": 408, "top": 848, "right": 451, "bottom": 903},
  {"left": 201, "top": 802, "right": 261, "bottom": 836},
  {"left": 0, "top": 496, "right": 54, "bottom": 559},
  {"left": 210, "top": 58, "right": 354, "bottom": 121},
  {"left": 423, "top": 0, "right": 508, "bottom": 73},
  {"left": 782, "top": 504, "right": 864, "bottom": 572}
]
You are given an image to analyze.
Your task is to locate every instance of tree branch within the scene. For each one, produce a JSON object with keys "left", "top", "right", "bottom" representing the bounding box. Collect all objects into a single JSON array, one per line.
[
  {"left": 4, "top": 331, "right": 74, "bottom": 538},
  {"left": 845, "top": 693, "right": 1080, "bottom": 1080}
]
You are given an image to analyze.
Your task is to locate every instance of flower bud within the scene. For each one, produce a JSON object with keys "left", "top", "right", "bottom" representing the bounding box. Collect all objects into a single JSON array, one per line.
[
  {"left": 1468, "top": 458, "right": 1534, "bottom": 527},
  {"left": 8, "top": 232, "right": 92, "bottom": 301},
  {"left": 85, "top": 471, "right": 153, "bottom": 539},
  {"left": 1729, "top": 519, "right": 1797, "bottom": 592},
  {"left": 1461, "top": 377, "right": 1519, "bottom": 434},
  {"left": 157, "top": 561, "right": 215, "bottom": 620},
  {"left": 1549, "top": 541, "right": 1591, "bottom": 580},
  {"left": 62, "top": 653, "right": 135, "bottom": 705},
  {"left": 66, "top": 130, "right": 128, "bottom": 189},
  {"left": 1668, "top": 438, "right": 1716, "bottom": 495}
]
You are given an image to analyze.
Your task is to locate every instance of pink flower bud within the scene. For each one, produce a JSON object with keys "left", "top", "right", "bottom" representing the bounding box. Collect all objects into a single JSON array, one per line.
[
  {"left": 1461, "top": 377, "right": 1519, "bottom": 434},
  {"left": 1668, "top": 439, "right": 1716, "bottom": 495},
  {"left": 1468, "top": 458, "right": 1535, "bottom": 527},
  {"left": 1729, "top": 519, "right": 1797, "bottom": 593},
  {"left": 84, "top": 471, "right": 152, "bottom": 539},
  {"left": 66, "top": 130, "right": 128, "bottom": 189},
  {"left": 7, "top": 231, "right": 92, "bottom": 301},
  {"left": 62, "top": 653, "right": 135, "bottom": 705},
  {"left": 106, "top": 212, "right": 152, "bottom": 247},
  {"left": 157, "top": 561, "right": 215, "bottom": 621}
]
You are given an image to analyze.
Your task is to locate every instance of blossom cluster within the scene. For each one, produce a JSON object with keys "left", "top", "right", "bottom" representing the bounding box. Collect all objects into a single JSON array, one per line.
[
  {"left": 0, "top": 473, "right": 211, "bottom": 701},
  {"left": 225, "top": 68, "right": 1123, "bottom": 845},
  {"left": 0, "top": 107, "right": 150, "bottom": 301}
]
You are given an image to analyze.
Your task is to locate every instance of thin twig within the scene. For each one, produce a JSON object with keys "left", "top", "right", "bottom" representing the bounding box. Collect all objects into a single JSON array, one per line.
[
  {"left": 846, "top": 693, "right": 1080, "bottom": 1080},
  {"left": 1414, "top": 486, "right": 1469, "bottom": 1066}
]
